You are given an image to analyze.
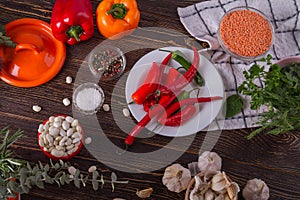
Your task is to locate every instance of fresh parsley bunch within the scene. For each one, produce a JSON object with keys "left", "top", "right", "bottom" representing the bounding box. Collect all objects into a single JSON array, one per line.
[{"left": 238, "top": 55, "right": 300, "bottom": 139}]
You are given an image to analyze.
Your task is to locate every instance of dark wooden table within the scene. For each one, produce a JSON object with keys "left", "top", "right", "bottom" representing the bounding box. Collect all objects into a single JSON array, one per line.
[{"left": 0, "top": 0, "right": 299, "bottom": 199}]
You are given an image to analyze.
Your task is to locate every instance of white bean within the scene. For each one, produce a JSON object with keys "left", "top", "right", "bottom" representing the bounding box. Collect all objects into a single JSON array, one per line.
[
  {"left": 71, "top": 119, "right": 78, "bottom": 127},
  {"left": 60, "top": 129, "right": 67, "bottom": 137},
  {"left": 39, "top": 138, "right": 44, "bottom": 147},
  {"left": 32, "top": 105, "right": 42, "bottom": 112},
  {"left": 84, "top": 137, "right": 92, "bottom": 145},
  {"left": 76, "top": 126, "right": 81, "bottom": 132},
  {"left": 59, "top": 136, "right": 68, "bottom": 146},
  {"left": 43, "top": 136, "right": 49, "bottom": 146},
  {"left": 63, "top": 98, "right": 71, "bottom": 106},
  {"left": 66, "top": 128, "right": 74, "bottom": 137},
  {"left": 66, "top": 76, "right": 73, "bottom": 84},
  {"left": 88, "top": 166, "right": 97, "bottom": 173},
  {"left": 56, "top": 145, "right": 65, "bottom": 151},
  {"left": 67, "top": 148, "right": 76, "bottom": 155},
  {"left": 53, "top": 121, "right": 61, "bottom": 128},
  {"left": 49, "top": 116, "right": 55, "bottom": 123},
  {"left": 72, "top": 138, "right": 81, "bottom": 144},
  {"left": 62, "top": 121, "right": 70, "bottom": 130},
  {"left": 46, "top": 134, "right": 53, "bottom": 144},
  {"left": 51, "top": 149, "right": 64, "bottom": 157},
  {"left": 72, "top": 132, "right": 82, "bottom": 139},
  {"left": 49, "top": 127, "right": 59, "bottom": 137},
  {"left": 38, "top": 124, "right": 44, "bottom": 133},
  {"left": 54, "top": 116, "right": 64, "bottom": 122},
  {"left": 122, "top": 108, "right": 130, "bottom": 117},
  {"left": 65, "top": 138, "right": 72, "bottom": 146},
  {"left": 43, "top": 123, "right": 49, "bottom": 131},
  {"left": 102, "top": 104, "right": 110, "bottom": 112},
  {"left": 66, "top": 144, "right": 75, "bottom": 150},
  {"left": 65, "top": 116, "right": 74, "bottom": 123}
]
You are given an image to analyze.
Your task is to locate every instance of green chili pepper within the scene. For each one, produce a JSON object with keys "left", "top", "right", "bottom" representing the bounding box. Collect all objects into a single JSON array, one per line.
[{"left": 160, "top": 49, "right": 205, "bottom": 86}]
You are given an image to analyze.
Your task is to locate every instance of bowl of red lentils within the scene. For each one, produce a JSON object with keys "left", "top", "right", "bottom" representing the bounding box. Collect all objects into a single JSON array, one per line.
[{"left": 217, "top": 6, "right": 274, "bottom": 61}]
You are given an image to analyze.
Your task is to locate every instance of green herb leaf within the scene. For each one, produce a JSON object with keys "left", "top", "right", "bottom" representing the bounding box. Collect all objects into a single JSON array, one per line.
[{"left": 225, "top": 94, "right": 244, "bottom": 118}]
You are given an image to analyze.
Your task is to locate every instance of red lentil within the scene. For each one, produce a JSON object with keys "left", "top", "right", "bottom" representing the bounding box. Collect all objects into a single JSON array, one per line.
[{"left": 219, "top": 9, "right": 273, "bottom": 58}]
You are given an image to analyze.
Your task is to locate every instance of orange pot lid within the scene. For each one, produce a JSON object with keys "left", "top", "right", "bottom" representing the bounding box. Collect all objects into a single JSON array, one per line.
[{"left": 0, "top": 18, "right": 66, "bottom": 87}]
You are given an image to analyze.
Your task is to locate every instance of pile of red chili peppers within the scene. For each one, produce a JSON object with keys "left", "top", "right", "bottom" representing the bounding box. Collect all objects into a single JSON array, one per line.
[{"left": 126, "top": 47, "right": 223, "bottom": 146}]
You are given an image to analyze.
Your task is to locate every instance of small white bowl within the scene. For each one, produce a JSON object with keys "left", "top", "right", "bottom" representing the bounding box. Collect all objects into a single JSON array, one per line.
[{"left": 73, "top": 83, "right": 105, "bottom": 115}]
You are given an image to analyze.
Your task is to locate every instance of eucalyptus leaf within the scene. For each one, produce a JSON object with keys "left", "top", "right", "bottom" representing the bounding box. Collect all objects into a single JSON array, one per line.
[
  {"left": 92, "top": 180, "right": 99, "bottom": 191},
  {"left": 92, "top": 170, "right": 99, "bottom": 181},
  {"left": 111, "top": 172, "right": 117, "bottom": 182},
  {"left": 74, "top": 177, "right": 80, "bottom": 188},
  {"left": 44, "top": 164, "right": 50, "bottom": 172},
  {"left": 21, "top": 185, "right": 30, "bottom": 193},
  {"left": 36, "top": 180, "right": 44, "bottom": 189}
]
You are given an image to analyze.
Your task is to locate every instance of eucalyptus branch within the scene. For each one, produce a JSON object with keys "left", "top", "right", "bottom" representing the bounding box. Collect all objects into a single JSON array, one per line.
[{"left": 0, "top": 128, "right": 129, "bottom": 199}]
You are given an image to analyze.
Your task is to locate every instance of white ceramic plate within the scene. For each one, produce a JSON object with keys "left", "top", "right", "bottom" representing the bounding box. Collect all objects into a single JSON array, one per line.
[{"left": 125, "top": 47, "right": 224, "bottom": 137}]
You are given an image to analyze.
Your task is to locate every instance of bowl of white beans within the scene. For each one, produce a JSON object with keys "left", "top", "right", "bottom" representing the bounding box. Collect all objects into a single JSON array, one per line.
[{"left": 38, "top": 114, "right": 84, "bottom": 160}]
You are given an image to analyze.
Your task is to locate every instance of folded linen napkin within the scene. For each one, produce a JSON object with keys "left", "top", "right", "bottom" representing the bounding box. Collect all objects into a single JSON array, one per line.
[{"left": 178, "top": 0, "right": 300, "bottom": 130}]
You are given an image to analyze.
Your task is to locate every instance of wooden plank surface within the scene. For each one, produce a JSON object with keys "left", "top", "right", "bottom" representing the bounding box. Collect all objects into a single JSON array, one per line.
[{"left": 0, "top": 0, "right": 299, "bottom": 199}]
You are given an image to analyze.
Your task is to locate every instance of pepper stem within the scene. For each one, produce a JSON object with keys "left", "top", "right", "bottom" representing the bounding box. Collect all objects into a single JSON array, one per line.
[
  {"left": 107, "top": 3, "right": 127, "bottom": 19},
  {"left": 67, "top": 25, "right": 83, "bottom": 42}
]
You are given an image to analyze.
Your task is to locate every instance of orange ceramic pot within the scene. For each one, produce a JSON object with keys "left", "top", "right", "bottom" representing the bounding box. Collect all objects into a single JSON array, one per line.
[{"left": 0, "top": 18, "right": 66, "bottom": 87}]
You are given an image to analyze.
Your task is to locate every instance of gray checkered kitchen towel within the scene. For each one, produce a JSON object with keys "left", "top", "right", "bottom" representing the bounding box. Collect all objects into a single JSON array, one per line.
[{"left": 178, "top": 0, "right": 300, "bottom": 130}]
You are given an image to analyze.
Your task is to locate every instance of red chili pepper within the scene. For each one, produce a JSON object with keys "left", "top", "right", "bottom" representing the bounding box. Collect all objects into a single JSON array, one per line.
[
  {"left": 50, "top": 0, "right": 94, "bottom": 45},
  {"left": 125, "top": 48, "right": 199, "bottom": 146},
  {"left": 131, "top": 62, "right": 161, "bottom": 105},
  {"left": 160, "top": 47, "right": 200, "bottom": 96},
  {"left": 125, "top": 114, "right": 151, "bottom": 145},
  {"left": 158, "top": 67, "right": 182, "bottom": 105},
  {"left": 158, "top": 105, "right": 197, "bottom": 126},
  {"left": 131, "top": 53, "right": 172, "bottom": 105},
  {"left": 157, "top": 96, "right": 223, "bottom": 124}
]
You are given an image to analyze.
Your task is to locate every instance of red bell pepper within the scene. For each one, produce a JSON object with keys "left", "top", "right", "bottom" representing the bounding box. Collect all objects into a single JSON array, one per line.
[{"left": 50, "top": 0, "right": 94, "bottom": 45}]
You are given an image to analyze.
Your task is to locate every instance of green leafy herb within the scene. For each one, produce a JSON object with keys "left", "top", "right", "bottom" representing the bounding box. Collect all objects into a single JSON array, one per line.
[
  {"left": 0, "top": 128, "right": 128, "bottom": 199},
  {"left": 0, "top": 24, "right": 16, "bottom": 48},
  {"left": 238, "top": 55, "right": 300, "bottom": 139},
  {"left": 225, "top": 94, "right": 244, "bottom": 118}
]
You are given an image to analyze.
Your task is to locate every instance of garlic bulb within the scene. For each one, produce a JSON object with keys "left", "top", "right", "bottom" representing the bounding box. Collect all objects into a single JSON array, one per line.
[
  {"left": 198, "top": 151, "right": 222, "bottom": 172},
  {"left": 162, "top": 163, "right": 191, "bottom": 193},
  {"left": 188, "top": 171, "right": 239, "bottom": 200},
  {"left": 242, "top": 178, "right": 270, "bottom": 200}
]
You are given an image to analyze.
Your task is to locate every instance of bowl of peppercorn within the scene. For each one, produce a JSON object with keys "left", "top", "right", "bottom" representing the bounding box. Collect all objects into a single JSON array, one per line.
[{"left": 88, "top": 45, "right": 126, "bottom": 81}]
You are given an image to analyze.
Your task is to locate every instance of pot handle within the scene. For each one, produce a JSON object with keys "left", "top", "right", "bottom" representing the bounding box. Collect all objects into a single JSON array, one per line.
[{"left": 15, "top": 44, "right": 41, "bottom": 54}]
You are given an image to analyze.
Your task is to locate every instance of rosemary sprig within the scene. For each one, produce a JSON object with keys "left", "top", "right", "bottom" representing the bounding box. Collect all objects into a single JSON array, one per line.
[{"left": 0, "top": 24, "right": 16, "bottom": 48}]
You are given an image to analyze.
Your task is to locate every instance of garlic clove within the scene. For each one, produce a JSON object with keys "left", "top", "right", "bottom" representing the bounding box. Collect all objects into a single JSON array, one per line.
[
  {"left": 242, "top": 178, "right": 270, "bottom": 200},
  {"left": 162, "top": 163, "right": 191, "bottom": 193},
  {"left": 136, "top": 188, "right": 153, "bottom": 199},
  {"left": 211, "top": 172, "right": 231, "bottom": 193},
  {"left": 198, "top": 151, "right": 222, "bottom": 172},
  {"left": 204, "top": 189, "right": 217, "bottom": 200},
  {"left": 189, "top": 175, "right": 210, "bottom": 200},
  {"left": 227, "top": 182, "right": 240, "bottom": 200}
]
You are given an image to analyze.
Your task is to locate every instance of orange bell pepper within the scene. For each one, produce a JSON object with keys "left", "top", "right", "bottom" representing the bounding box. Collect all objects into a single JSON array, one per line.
[{"left": 96, "top": 0, "right": 140, "bottom": 39}]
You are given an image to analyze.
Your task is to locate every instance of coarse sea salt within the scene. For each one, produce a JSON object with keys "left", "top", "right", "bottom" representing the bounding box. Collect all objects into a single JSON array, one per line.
[{"left": 73, "top": 83, "right": 104, "bottom": 114}]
